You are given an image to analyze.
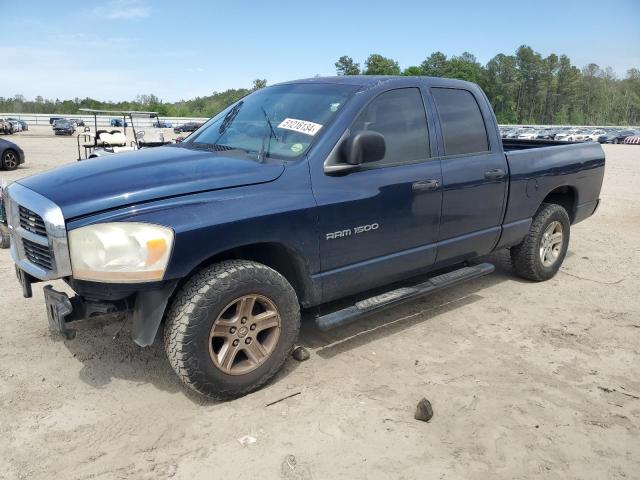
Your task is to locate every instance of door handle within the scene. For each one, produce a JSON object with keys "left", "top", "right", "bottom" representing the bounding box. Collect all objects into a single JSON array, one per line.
[
  {"left": 412, "top": 179, "right": 440, "bottom": 192},
  {"left": 484, "top": 168, "right": 506, "bottom": 180}
]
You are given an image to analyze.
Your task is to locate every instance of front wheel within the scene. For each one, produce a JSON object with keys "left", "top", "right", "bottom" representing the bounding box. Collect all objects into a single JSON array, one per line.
[
  {"left": 1, "top": 149, "right": 19, "bottom": 170},
  {"left": 164, "top": 260, "right": 300, "bottom": 399},
  {"left": 510, "top": 203, "right": 570, "bottom": 281}
]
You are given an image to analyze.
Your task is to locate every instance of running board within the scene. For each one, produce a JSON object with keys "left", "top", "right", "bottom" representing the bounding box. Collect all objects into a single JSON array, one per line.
[{"left": 315, "top": 263, "right": 495, "bottom": 331}]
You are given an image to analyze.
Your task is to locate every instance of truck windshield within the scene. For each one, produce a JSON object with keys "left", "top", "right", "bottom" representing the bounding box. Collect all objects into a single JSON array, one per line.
[{"left": 185, "top": 83, "right": 358, "bottom": 160}]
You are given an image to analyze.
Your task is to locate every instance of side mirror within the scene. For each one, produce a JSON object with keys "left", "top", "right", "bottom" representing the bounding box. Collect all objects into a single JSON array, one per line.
[{"left": 343, "top": 131, "right": 386, "bottom": 165}]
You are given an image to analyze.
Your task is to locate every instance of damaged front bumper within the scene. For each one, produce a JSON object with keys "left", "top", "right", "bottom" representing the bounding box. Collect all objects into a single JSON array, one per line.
[
  {"left": 43, "top": 284, "right": 127, "bottom": 340},
  {"left": 26, "top": 270, "right": 178, "bottom": 346}
]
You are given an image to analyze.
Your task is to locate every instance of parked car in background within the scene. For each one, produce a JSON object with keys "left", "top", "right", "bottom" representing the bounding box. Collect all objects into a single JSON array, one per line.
[
  {"left": 110, "top": 118, "right": 128, "bottom": 127},
  {"left": 69, "top": 118, "right": 85, "bottom": 127},
  {"left": 499, "top": 127, "right": 515, "bottom": 138},
  {"left": 596, "top": 131, "right": 618, "bottom": 143},
  {"left": 505, "top": 128, "right": 526, "bottom": 139},
  {"left": 53, "top": 119, "right": 75, "bottom": 136},
  {"left": 49, "top": 116, "right": 64, "bottom": 125},
  {"left": 555, "top": 130, "right": 590, "bottom": 142},
  {"left": 609, "top": 129, "right": 638, "bottom": 144},
  {"left": 7, "top": 118, "right": 28, "bottom": 131},
  {"left": 153, "top": 120, "right": 173, "bottom": 128},
  {"left": 536, "top": 128, "right": 558, "bottom": 140},
  {"left": 0, "top": 118, "right": 11, "bottom": 134},
  {"left": 516, "top": 129, "right": 538, "bottom": 140},
  {"left": 0, "top": 137, "right": 25, "bottom": 170},
  {"left": 586, "top": 130, "right": 607, "bottom": 142},
  {"left": 7, "top": 120, "right": 23, "bottom": 133},
  {"left": 173, "top": 121, "right": 203, "bottom": 133}
]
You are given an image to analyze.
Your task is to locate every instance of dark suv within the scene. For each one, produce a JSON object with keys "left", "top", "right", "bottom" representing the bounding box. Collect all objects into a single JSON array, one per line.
[{"left": 173, "top": 122, "right": 202, "bottom": 133}]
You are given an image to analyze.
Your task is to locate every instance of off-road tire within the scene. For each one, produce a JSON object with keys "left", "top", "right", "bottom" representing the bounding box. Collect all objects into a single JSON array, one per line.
[
  {"left": 163, "top": 260, "right": 300, "bottom": 399},
  {"left": 510, "top": 203, "right": 571, "bottom": 282}
]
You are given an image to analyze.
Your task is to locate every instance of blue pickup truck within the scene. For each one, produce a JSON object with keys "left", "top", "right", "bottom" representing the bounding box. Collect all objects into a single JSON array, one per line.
[{"left": 3, "top": 76, "right": 604, "bottom": 398}]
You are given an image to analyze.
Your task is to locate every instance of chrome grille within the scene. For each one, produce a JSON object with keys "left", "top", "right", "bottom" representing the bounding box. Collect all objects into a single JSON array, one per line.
[
  {"left": 5, "top": 183, "right": 72, "bottom": 281},
  {"left": 19, "top": 206, "right": 48, "bottom": 236},
  {"left": 23, "top": 238, "right": 55, "bottom": 270}
]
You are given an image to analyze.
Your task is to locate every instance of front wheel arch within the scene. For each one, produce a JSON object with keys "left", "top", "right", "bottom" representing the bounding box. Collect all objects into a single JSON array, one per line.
[{"left": 176, "top": 241, "right": 317, "bottom": 308}]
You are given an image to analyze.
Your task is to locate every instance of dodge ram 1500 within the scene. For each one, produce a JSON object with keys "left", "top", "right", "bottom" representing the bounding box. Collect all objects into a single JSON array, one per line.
[{"left": 3, "top": 76, "right": 604, "bottom": 398}]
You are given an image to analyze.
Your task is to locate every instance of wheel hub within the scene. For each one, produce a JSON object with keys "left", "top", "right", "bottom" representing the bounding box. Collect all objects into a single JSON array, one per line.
[
  {"left": 208, "top": 294, "right": 281, "bottom": 375},
  {"left": 539, "top": 221, "right": 564, "bottom": 267},
  {"left": 4, "top": 152, "right": 17, "bottom": 168}
]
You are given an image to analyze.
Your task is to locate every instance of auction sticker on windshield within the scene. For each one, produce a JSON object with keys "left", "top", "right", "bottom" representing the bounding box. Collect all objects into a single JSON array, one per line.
[{"left": 277, "top": 118, "right": 323, "bottom": 136}]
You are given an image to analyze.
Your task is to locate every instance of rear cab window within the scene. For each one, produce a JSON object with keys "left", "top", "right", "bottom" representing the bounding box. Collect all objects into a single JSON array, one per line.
[{"left": 432, "top": 88, "right": 489, "bottom": 156}]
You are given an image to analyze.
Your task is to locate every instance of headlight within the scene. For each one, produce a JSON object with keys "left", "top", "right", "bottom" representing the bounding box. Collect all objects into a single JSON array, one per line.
[{"left": 68, "top": 222, "right": 174, "bottom": 283}]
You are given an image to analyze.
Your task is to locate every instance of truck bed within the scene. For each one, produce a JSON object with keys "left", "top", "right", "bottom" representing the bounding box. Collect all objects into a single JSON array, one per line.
[
  {"left": 502, "top": 140, "right": 605, "bottom": 227},
  {"left": 502, "top": 138, "right": 585, "bottom": 151}
]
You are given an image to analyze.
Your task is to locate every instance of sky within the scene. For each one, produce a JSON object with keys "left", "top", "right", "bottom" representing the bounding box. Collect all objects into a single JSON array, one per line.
[{"left": 1, "top": 0, "right": 639, "bottom": 102}]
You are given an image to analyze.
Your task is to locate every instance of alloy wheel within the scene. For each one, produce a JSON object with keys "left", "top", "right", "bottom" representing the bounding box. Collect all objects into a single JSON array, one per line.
[
  {"left": 3, "top": 151, "right": 18, "bottom": 169},
  {"left": 540, "top": 221, "right": 564, "bottom": 267},
  {"left": 208, "top": 294, "right": 281, "bottom": 375}
]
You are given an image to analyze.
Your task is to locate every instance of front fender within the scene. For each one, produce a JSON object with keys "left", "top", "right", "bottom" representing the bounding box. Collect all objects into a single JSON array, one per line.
[{"left": 65, "top": 162, "right": 319, "bottom": 294}]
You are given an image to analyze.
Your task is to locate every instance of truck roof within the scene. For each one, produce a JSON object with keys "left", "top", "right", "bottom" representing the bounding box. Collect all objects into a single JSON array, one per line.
[{"left": 276, "top": 75, "right": 478, "bottom": 90}]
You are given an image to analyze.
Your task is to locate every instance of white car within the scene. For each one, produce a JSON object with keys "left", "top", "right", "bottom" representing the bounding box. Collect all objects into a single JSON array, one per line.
[
  {"left": 555, "top": 130, "right": 590, "bottom": 142},
  {"left": 517, "top": 130, "right": 540, "bottom": 140},
  {"left": 586, "top": 130, "right": 606, "bottom": 142},
  {"left": 7, "top": 120, "right": 22, "bottom": 133}
]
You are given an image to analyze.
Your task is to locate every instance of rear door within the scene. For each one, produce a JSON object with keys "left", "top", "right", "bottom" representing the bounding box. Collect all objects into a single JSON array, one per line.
[
  {"left": 312, "top": 87, "right": 442, "bottom": 302},
  {"left": 431, "top": 87, "right": 508, "bottom": 265}
]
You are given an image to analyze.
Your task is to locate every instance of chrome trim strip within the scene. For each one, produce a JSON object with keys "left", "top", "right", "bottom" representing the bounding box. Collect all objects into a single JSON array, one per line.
[
  {"left": 16, "top": 226, "right": 49, "bottom": 246},
  {"left": 5, "top": 183, "right": 71, "bottom": 280}
]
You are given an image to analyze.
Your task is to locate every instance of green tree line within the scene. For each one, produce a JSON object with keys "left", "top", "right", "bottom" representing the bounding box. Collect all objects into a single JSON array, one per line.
[
  {"left": 336, "top": 46, "right": 640, "bottom": 125},
  {"left": 0, "top": 79, "right": 267, "bottom": 120},
  {"left": 2, "top": 46, "right": 639, "bottom": 125}
]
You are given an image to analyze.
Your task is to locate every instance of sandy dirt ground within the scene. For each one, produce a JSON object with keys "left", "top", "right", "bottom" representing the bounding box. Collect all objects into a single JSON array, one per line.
[{"left": 0, "top": 126, "right": 639, "bottom": 480}]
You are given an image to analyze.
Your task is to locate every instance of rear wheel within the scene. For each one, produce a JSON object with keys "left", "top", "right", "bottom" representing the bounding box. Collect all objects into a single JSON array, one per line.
[
  {"left": 164, "top": 260, "right": 300, "bottom": 399},
  {"left": 1, "top": 149, "right": 19, "bottom": 170},
  {"left": 510, "top": 203, "right": 570, "bottom": 281}
]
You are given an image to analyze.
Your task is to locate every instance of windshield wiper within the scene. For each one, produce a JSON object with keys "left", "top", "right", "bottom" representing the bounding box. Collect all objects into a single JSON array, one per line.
[
  {"left": 184, "top": 142, "right": 248, "bottom": 154},
  {"left": 259, "top": 106, "right": 279, "bottom": 162},
  {"left": 218, "top": 101, "right": 243, "bottom": 135}
]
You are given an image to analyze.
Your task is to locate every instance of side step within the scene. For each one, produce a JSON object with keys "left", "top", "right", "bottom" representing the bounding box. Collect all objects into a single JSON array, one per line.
[{"left": 315, "top": 262, "right": 495, "bottom": 331}]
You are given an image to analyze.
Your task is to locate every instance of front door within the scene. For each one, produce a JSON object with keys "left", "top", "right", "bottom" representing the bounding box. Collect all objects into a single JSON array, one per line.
[{"left": 311, "top": 87, "right": 443, "bottom": 302}]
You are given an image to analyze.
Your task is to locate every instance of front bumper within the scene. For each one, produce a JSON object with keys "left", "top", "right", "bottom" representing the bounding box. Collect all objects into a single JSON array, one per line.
[
  {"left": 43, "top": 285, "right": 77, "bottom": 339},
  {"left": 35, "top": 281, "right": 177, "bottom": 346},
  {"left": 6, "top": 183, "right": 178, "bottom": 346}
]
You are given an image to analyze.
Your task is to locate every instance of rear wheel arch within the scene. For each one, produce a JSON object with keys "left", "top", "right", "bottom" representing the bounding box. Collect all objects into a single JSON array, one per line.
[{"left": 540, "top": 185, "right": 577, "bottom": 223}]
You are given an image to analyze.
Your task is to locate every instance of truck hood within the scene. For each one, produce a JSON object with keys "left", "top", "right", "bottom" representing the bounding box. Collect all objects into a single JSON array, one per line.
[{"left": 18, "top": 146, "right": 285, "bottom": 219}]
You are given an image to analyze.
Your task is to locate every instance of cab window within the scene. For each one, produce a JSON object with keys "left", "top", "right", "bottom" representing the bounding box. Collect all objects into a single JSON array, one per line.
[{"left": 350, "top": 88, "right": 430, "bottom": 167}]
